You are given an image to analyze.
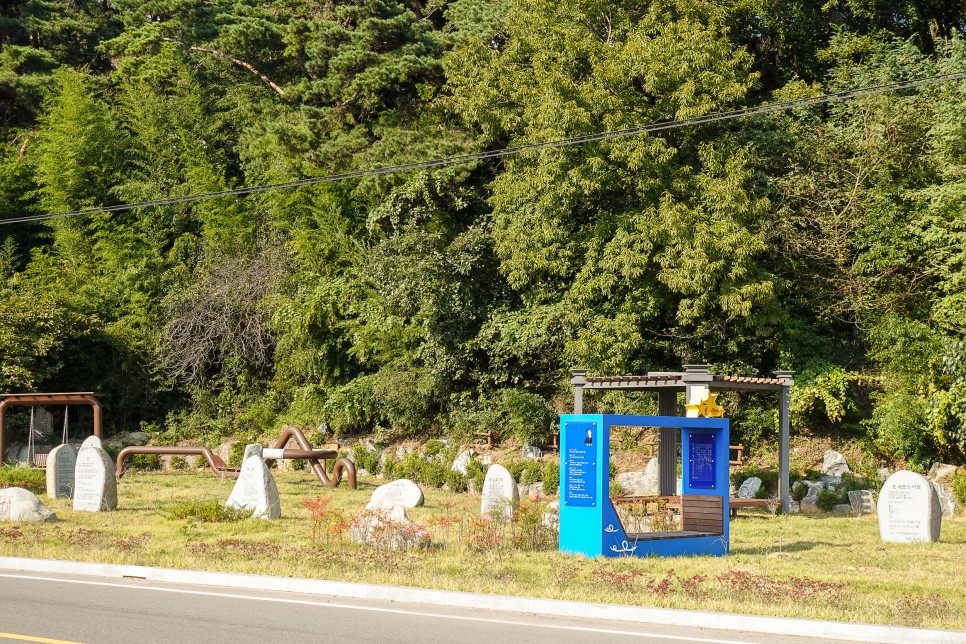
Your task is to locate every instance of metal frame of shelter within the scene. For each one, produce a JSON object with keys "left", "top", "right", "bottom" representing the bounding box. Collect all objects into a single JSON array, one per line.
[
  {"left": 0, "top": 393, "right": 103, "bottom": 465},
  {"left": 570, "top": 365, "right": 795, "bottom": 512}
]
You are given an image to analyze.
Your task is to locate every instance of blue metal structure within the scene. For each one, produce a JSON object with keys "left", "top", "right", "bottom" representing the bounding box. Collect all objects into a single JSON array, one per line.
[{"left": 558, "top": 414, "right": 730, "bottom": 558}]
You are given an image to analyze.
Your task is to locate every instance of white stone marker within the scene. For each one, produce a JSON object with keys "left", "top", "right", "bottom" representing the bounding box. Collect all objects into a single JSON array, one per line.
[
  {"left": 79, "top": 435, "right": 103, "bottom": 451},
  {"left": 877, "top": 470, "right": 941, "bottom": 543},
  {"left": 73, "top": 444, "right": 117, "bottom": 512},
  {"left": 226, "top": 444, "right": 280, "bottom": 519},
  {"left": 481, "top": 464, "right": 519, "bottom": 519},
  {"left": 367, "top": 479, "right": 424, "bottom": 510},
  {"left": 45, "top": 443, "right": 77, "bottom": 499}
]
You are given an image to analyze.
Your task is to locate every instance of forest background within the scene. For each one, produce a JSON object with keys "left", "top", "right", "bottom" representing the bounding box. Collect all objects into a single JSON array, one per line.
[{"left": 2, "top": 0, "right": 966, "bottom": 469}]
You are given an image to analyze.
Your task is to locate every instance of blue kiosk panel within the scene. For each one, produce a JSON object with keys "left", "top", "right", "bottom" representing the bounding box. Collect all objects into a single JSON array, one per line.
[{"left": 559, "top": 414, "right": 730, "bottom": 558}]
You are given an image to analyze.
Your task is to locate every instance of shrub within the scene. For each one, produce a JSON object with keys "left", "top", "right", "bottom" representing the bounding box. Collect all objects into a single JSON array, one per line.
[
  {"left": 542, "top": 461, "right": 559, "bottom": 495},
  {"left": 352, "top": 446, "right": 382, "bottom": 474},
  {"left": 791, "top": 481, "right": 809, "bottom": 503},
  {"left": 504, "top": 460, "right": 527, "bottom": 483},
  {"left": 170, "top": 456, "right": 188, "bottom": 470},
  {"left": 0, "top": 465, "right": 44, "bottom": 494},
  {"left": 952, "top": 471, "right": 966, "bottom": 506},
  {"left": 424, "top": 440, "right": 447, "bottom": 459},
  {"left": 130, "top": 454, "right": 161, "bottom": 470},
  {"left": 166, "top": 500, "right": 252, "bottom": 522},
  {"left": 816, "top": 489, "right": 839, "bottom": 512},
  {"left": 419, "top": 459, "right": 448, "bottom": 488},
  {"left": 445, "top": 469, "right": 467, "bottom": 492},
  {"left": 731, "top": 467, "right": 778, "bottom": 492},
  {"left": 465, "top": 457, "right": 487, "bottom": 492}
]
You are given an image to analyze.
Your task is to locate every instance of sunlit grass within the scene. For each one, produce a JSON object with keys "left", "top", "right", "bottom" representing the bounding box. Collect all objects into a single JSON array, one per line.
[{"left": 0, "top": 469, "right": 963, "bottom": 630}]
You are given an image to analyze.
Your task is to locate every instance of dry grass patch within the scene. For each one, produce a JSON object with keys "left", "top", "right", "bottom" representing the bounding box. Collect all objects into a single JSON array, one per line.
[{"left": 0, "top": 470, "right": 963, "bottom": 630}]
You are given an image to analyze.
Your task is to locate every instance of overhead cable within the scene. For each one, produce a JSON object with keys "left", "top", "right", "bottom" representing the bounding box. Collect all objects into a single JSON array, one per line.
[{"left": 4, "top": 70, "right": 965, "bottom": 226}]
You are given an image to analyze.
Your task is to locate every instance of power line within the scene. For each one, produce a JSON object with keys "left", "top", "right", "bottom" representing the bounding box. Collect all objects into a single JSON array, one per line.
[{"left": 5, "top": 70, "right": 966, "bottom": 227}]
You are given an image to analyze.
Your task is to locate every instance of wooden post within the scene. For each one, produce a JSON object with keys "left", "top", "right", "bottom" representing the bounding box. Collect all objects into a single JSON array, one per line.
[
  {"left": 571, "top": 369, "right": 587, "bottom": 414},
  {"left": 658, "top": 390, "right": 678, "bottom": 496}
]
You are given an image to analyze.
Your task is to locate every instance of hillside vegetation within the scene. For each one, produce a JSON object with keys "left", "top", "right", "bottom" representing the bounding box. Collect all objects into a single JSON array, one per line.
[{"left": 2, "top": 0, "right": 966, "bottom": 468}]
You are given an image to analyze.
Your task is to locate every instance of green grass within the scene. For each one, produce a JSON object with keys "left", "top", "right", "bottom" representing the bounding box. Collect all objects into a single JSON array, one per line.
[{"left": 1, "top": 470, "right": 964, "bottom": 631}]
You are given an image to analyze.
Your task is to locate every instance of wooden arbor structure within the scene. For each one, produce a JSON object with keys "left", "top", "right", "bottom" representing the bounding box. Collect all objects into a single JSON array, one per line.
[
  {"left": 571, "top": 365, "right": 795, "bottom": 512},
  {"left": 0, "top": 392, "right": 103, "bottom": 465}
]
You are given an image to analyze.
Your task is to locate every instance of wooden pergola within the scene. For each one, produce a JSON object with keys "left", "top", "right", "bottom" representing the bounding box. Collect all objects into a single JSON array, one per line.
[
  {"left": 0, "top": 393, "right": 103, "bottom": 465},
  {"left": 571, "top": 365, "right": 795, "bottom": 512}
]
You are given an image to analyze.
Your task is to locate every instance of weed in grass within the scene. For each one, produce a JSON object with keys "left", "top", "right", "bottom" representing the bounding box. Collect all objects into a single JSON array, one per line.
[
  {"left": 111, "top": 534, "right": 151, "bottom": 553},
  {"left": 0, "top": 526, "right": 23, "bottom": 541},
  {"left": 717, "top": 570, "right": 847, "bottom": 606},
  {"left": 301, "top": 495, "right": 346, "bottom": 547},
  {"left": 893, "top": 593, "right": 952, "bottom": 628},
  {"left": 165, "top": 500, "right": 253, "bottom": 523}
]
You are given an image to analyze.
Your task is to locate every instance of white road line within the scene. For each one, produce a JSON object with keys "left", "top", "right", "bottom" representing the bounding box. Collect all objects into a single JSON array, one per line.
[{"left": 0, "top": 572, "right": 756, "bottom": 644}]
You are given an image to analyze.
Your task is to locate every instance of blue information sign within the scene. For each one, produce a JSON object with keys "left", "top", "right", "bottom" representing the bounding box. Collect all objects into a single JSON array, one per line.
[
  {"left": 564, "top": 421, "right": 597, "bottom": 507},
  {"left": 688, "top": 434, "right": 716, "bottom": 489}
]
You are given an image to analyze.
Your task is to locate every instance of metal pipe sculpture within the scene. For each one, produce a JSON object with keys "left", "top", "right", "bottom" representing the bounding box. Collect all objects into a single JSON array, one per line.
[
  {"left": 266, "top": 425, "right": 356, "bottom": 489},
  {"left": 115, "top": 446, "right": 237, "bottom": 479}
]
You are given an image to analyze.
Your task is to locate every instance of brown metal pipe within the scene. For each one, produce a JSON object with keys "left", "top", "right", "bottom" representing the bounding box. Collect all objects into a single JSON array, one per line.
[
  {"left": 0, "top": 400, "right": 7, "bottom": 466},
  {"left": 116, "top": 446, "right": 231, "bottom": 479},
  {"left": 269, "top": 425, "right": 357, "bottom": 488},
  {"left": 0, "top": 393, "right": 103, "bottom": 465},
  {"left": 264, "top": 448, "right": 337, "bottom": 460}
]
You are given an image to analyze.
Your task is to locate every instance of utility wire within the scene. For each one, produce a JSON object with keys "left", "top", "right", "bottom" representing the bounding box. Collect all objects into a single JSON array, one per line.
[{"left": 5, "top": 70, "right": 966, "bottom": 226}]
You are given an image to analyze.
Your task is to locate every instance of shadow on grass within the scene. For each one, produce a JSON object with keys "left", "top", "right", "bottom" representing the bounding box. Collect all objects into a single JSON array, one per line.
[{"left": 729, "top": 540, "right": 848, "bottom": 555}]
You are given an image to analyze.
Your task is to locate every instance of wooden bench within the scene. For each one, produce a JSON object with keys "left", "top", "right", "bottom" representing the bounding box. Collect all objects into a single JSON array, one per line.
[
  {"left": 728, "top": 497, "right": 774, "bottom": 517},
  {"left": 612, "top": 494, "right": 724, "bottom": 540}
]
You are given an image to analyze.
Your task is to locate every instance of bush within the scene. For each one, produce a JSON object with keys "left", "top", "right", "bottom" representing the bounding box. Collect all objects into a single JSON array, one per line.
[
  {"left": 731, "top": 467, "right": 778, "bottom": 492},
  {"left": 170, "top": 456, "right": 188, "bottom": 470},
  {"left": 816, "top": 489, "right": 839, "bottom": 512},
  {"left": 542, "top": 461, "right": 559, "bottom": 495},
  {"left": 419, "top": 459, "right": 448, "bottom": 488},
  {"left": 445, "top": 469, "right": 467, "bottom": 492},
  {"left": 165, "top": 500, "right": 252, "bottom": 522},
  {"left": 465, "top": 457, "right": 487, "bottom": 492},
  {"left": 791, "top": 481, "right": 809, "bottom": 503},
  {"left": 130, "top": 454, "right": 161, "bottom": 470},
  {"left": 952, "top": 471, "right": 966, "bottom": 506},
  {"left": 504, "top": 460, "right": 527, "bottom": 483},
  {"left": 0, "top": 465, "right": 45, "bottom": 494},
  {"left": 352, "top": 446, "right": 382, "bottom": 474}
]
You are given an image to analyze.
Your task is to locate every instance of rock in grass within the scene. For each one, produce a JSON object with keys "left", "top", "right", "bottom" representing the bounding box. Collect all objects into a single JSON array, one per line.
[
  {"left": 0, "top": 488, "right": 56, "bottom": 522},
  {"left": 737, "top": 477, "right": 762, "bottom": 499},
  {"left": 822, "top": 450, "right": 851, "bottom": 477},
  {"left": 367, "top": 479, "right": 424, "bottom": 510}
]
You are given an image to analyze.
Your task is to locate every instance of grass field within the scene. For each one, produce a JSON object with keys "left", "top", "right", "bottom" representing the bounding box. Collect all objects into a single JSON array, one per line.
[{"left": 1, "top": 469, "right": 963, "bottom": 631}]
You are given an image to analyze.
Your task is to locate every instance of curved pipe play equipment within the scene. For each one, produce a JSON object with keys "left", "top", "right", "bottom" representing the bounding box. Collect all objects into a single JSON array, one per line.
[
  {"left": 265, "top": 425, "right": 357, "bottom": 489},
  {"left": 115, "top": 446, "right": 240, "bottom": 479},
  {"left": 0, "top": 393, "right": 102, "bottom": 465}
]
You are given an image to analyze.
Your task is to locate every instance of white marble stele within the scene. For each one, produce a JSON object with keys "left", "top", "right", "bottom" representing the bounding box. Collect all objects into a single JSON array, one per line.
[
  {"left": 877, "top": 470, "right": 941, "bottom": 543},
  {"left": 481, "top": 464, "right": 519, "bottom": 520},
  {"left": 226, "top": 444, "right": 281, "bottom": 519},
  {"left": 73, "top": 443, "right": 118, "bottom": 512},
  {"left": 367, "top": 479, "right": 424, "bottom": 510},
  {"left": 46, "top": 443, "right": 77, "bottom": 499}
]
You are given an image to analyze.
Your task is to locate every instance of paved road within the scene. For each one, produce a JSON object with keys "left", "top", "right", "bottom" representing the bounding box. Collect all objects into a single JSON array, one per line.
[{"left": 0, "top": 571, "right": 852, "bottom": 644}]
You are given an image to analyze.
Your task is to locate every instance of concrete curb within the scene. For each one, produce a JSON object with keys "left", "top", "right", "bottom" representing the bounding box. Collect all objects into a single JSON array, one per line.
[{"left": 0, "top": 557, "right": 962, "bottom": 644}]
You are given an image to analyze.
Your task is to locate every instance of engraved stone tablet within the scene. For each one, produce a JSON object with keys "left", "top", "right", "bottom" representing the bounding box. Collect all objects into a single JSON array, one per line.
[
  {"left": 226, "top": 444, "right": 280, "bottom": 519},
  {"left": 46, "top": 443, "right": 77, "bottom": 499},
  {"left": 73, "top": 444, "right": 117, "bottom": 512},
  {"left": 481, "top": 464, "right": 519, "bottom": 519},
  {"left": 848, "top": 489, "right": 875, "bottom": 515},
  {"left": 367, "top": 479, "right": 424, "bottom": 510},
  {"left": 878, "top": 470, "right": 941, "bottom": 543},
  {"left": 79, "top": 435, "right": 103, "bottom": 451}
]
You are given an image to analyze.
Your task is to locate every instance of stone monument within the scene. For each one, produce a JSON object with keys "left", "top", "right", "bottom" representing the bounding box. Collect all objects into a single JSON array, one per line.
[
  {"left": 45, "top": 443, "right": 77, "bottom": 499},
  {"left": 847, "top": 489, "right": 875, "bottom": 515},
  {"left": 73, "top": 442, "right": 117, "bottom": 512},
  {"left": 226, "top": 444, "right": 280, "bottom": 519},
  {"left": 367, "top": 479, "right": 424, "bottom": 510},
  {"left": 481, "top": 464, "right": 519, "bottom": 519},
  {"left": 877, "top": 470, "right": 941, "bottom": 543}
]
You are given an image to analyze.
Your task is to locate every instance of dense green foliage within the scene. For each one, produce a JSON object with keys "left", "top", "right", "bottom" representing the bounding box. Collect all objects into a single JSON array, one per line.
[{"left": 2, "top": 0, "right": 966, "bottom": 467}]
